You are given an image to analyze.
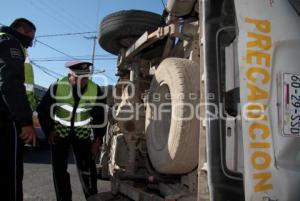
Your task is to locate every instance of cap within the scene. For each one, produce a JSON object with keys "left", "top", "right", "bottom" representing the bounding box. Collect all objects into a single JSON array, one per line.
[{"left": 65, "top": 60, "right": 92, "bottom": 76}]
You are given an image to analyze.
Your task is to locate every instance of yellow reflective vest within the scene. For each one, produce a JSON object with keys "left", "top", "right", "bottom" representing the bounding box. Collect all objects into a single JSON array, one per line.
[
  {"left": 54, "top": 76, "right": 98, "bottom": 139},
  {"left": 24, "top": 50, "right": 37, "bottom": 111}
]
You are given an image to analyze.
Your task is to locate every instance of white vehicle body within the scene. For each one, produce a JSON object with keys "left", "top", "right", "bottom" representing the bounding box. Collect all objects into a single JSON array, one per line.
[
  {"left": 234, "top": 0, "right": 300, "bottom": 200},
  {"left": 89, "top": 0, "right": 300, "bottom": 200}
]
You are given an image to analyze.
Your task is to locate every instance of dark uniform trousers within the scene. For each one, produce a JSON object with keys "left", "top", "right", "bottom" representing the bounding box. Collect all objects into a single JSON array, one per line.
[
  {"left": 0, "top": 114, "right": 24, "bottom": 201},
  {"left": 51, "top": 134, "right": 97, "bottom": 201}
]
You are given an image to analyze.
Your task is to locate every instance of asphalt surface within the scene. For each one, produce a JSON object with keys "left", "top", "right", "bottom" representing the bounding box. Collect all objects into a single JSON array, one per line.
[{"left": 23, "top": 145, "right": 111, "bottom": 201}]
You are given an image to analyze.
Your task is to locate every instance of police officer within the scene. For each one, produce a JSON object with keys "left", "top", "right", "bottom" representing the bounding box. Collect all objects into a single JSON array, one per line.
[
  {"left": 37, "top": 61, "right": 107, "bottom": 201},
  {"left": 0, "top": 18, "right": 37, "bottom": 201}
]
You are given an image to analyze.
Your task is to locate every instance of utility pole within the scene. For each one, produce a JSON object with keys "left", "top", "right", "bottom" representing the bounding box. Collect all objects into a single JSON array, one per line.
[{"left": 84, "top": 36, "right": 97, "bottom": 80}]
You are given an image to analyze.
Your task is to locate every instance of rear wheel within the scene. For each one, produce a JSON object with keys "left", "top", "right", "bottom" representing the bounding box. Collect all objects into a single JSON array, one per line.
[{"left": 99, "top": 10, "right": 164, "bottom": 55}]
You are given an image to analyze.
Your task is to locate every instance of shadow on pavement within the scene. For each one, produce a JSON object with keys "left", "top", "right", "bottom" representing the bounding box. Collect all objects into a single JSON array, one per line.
[{"left": 23, "top": 146, "right": 75, "bottom": 164}]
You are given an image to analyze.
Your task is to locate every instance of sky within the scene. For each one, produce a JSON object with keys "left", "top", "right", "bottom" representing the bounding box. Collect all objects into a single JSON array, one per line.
[{"left": 0, "top": 0, "right": 165, "bottom": 87}]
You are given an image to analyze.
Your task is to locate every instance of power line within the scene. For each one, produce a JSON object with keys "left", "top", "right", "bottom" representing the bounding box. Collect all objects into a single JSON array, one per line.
[
  {"left": 94, "top": 70, "right": 105, "bottom": 74},
  {"left": 34, "top": 0, "right": 95, "bottom": 32},
  {"left": 31, "top": 61, "right": 63, "bottom": 76},
  {"left": 31, "top": 58, "right": 116, "bottom": 62},
  {"left": 35, "top": 39, "right": 77, "bottom": 60},
  {"left": 102, "top": 72, "right": 116, "bottom": 82},
  {"left": 84, "top": 36, "right": 97, "bottom": 77},
  {"left": 33, "top": 60, "right": 115, "bottom": 82},
  {"left": 95, "top": 0, "right": 101, "bottom": 31},
  {"left": 36, "top": 31, "right": 96, "bottom": 38},
  {"left": 160, "top": 0, "right": 166, "bottom": 9},
  {"left": 92, "top": 70, "right": 115, "bottom": 82},
  {"left": 31, "top": 54, "right": 114, "bottom": 60},
  {"left": 25, "top": 0, "right": 79, "bottom": 33},
  {"left": 33, "top": 60, "right": 116, "bottom": 82},
  {"left": 31, "top": 61, "right": 61, "bottom": 79},
  {"left": 40, "top": 0, "right": 95, "bottom": 31}
]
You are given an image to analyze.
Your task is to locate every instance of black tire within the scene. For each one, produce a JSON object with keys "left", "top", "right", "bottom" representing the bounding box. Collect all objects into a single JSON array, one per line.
[{"left": 99, "top": 10, "right": 164, "bottom": 55}]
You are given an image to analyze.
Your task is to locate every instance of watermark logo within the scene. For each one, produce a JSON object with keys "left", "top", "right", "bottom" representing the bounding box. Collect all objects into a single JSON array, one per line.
[{"left": 48, "top": 77, "right": 267, "bottom": 128}]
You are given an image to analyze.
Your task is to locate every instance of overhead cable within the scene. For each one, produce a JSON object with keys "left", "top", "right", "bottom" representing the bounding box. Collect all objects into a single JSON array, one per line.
[
  {"left": 36, "top": 31, "right": 96, "bottom": 38},
  {"left": 35, "top": 39, "right": 77, "bottom": 60},
  {"left": 161, "top": 0, "right": 166, "bottom": 9},
  {"left": 101, "top": 72, "right": 116, "bottom": 82},
  {"left": 31, "top": 54, "right": 114, "bottom": 60},
  {"left": 95, "top": 0, "right": 101, "bottom": 32},
  {"left": 31, "top": 61, "right": 60, "bottom": 79},
  {"left": 25, "top": 0, "right": 79, "bottom": 33},
  {"left": 38, "top": 0, "right": 95, "bottom": 31},
  {"left": 31, "top": 61, "right": 63, "bottom": 76},
  {"left": 31, "top": 58, "right": 116, "bottom": 62}
]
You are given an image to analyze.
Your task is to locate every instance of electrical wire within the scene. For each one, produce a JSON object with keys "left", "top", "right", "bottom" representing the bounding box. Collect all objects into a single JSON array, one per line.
[
  {"left": 31, "top": 61, "right": 63, "bottom": 76},
  {"left": 31, "top": 54, "right": 114, "bottom": 60},
  {"left": 89, "top": 68, "right": 115, "bottom": 82},
  {"left": 161, "top": 0, "right": 166, "bottom": 9},
  {"left": 32, "top": 59, "right": 116, "bottom": 84},
  {"left": 31, "top": 61, "right": 61, "bottom": 79},
  {"left": 102, "top": 72, "right": 116, "bottom": 82},
  {"left": 35, "top": 39, "right": 77, "bottom": 60},
  {"left": 38, "top": 0, "right": 94, "bottom": 31},
  {"left": 47, "top": 0, "right": 95, "bottom": 31},
  {"left": 94, "top": 70, "right": 105, "bottom": 74},
  {"left": 25, "top": 0, "right": 79, "bottom": 33},
  {"left": 31, "top": 58, "right": 116, "bottom": 62},
  {"left": 36, "top": 31, "right": 96, "bottom": 38},
  {"left": 95, "top": 0, "right": 101, "bottom": 31}
]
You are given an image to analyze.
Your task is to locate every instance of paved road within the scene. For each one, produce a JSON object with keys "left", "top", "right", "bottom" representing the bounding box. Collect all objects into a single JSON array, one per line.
[{"left": 23, "top": 146, "right": 110, "bottom": 201}]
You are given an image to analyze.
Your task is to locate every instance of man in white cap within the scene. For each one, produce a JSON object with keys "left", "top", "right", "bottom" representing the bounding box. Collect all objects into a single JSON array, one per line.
[{"left": 37, "top": 61, "right": 107, "bottom": 201}]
